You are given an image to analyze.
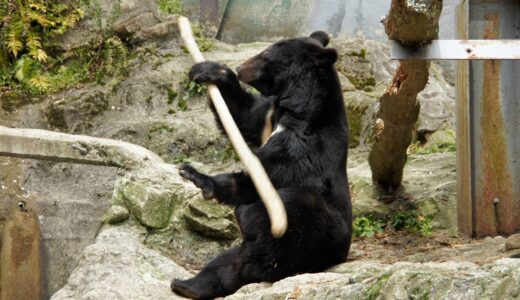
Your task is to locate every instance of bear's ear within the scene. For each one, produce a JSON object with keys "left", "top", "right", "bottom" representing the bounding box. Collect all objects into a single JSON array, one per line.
[
  {"left": 315, "top": 48, "right": 337, "bottom": 66},
  {"left": 310, "top": 31, "right": 330, "bottom": 47}
]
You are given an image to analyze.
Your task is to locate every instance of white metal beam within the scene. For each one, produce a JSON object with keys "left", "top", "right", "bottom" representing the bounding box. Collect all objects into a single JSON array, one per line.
[{"left": 390, "top": 40, "right": 520, "bottom": 60}]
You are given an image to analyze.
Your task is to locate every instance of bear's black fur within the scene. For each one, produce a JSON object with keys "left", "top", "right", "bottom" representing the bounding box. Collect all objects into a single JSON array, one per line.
[{"left": 171, "top": 31, "right": 352, "bottom": 299}]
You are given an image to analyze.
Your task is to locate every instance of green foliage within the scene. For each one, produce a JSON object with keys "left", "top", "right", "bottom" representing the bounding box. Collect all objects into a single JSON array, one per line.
[
  {"left": 350, "top": 48, "right": 367, "bottom": 60},
  {"left": 148, "top": 122, "right": 174, "bottom": 140},
  {"left": 353, "top": 212, "right": 433, "bottom": 238},
  {"left": 391, "top": 212, "right": 433, "bottom": 237},
  {"left": 408, "top": 141, "right": 457, "bottom": 155},
  {"left": 353, "top": 216, "right": 384, "bottom": 238},
  {"left": 100, "top": 36, "right": 128, "bottom": 77},
  {"left": 365, "top": 273, "right": 391, "bottom": 300},
  {"left": 181, "top": 24, "right": 215, "bottom": 53},
  {"left": 157, "top": 0, "right": 182, "bottom": 15},
  {"left": 176, "top": 72, "right": 207, "bottom": 111},
  {"left": 173, "top": 153, "right": 191, "bottom": 164},
  {"left": 347, "top": 75, "right": 376, "bottom": 90},
  {"left": 0, "top": 0, "right": 84, "bottom": 92},
  {"left": 0, "top": 0, "right": 128, "bottom": 95}
]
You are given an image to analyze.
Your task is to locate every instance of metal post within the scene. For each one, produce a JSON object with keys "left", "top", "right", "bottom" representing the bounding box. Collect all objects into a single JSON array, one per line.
[{"left": 391, "top": 0, "right": 520, "bottom": 237}]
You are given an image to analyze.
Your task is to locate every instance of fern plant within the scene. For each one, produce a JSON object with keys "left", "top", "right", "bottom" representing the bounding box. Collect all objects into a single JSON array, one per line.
[
  {"left": 101, "top": 36, "right": 127, "bottom": 76},
  {"left": 0, "top": 0, "right": 83, "bottom": 92}
]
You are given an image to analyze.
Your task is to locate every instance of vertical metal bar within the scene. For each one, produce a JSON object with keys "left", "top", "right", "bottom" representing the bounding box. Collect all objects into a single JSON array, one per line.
[
  {"left": 456, "top": 0, "right": 473, "bottom": 237},
  {"left": 469, "top": 0, "right": 520, "bottom": 237}
]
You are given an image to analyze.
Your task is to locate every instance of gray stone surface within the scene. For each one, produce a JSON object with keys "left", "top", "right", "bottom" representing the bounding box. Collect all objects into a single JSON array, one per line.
[
  {"left": 50, "top": 225, "right": 192, "bottom": 300},
  {"left": 0, "top": 125, "right": 163, "bottom": 170},
  {"left": 505, "top": 233, "right": 520, "bottom": 251},
  {"left": 226, "top": 259, "right": 520, "bottom": 300}
]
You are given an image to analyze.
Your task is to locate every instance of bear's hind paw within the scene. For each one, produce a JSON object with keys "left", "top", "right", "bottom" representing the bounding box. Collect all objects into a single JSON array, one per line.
[{"left": 171, "top": 279, "right": 202, "bottom": 299}]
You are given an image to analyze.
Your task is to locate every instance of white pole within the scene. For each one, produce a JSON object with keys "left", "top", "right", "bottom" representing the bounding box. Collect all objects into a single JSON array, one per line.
[{"left": 177, "top": 16, "right": 287, "bottom": 238}]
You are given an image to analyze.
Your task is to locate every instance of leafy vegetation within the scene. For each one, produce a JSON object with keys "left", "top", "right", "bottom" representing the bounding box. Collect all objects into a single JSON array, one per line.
[
  {"left": 181, "top": 24, "right": 215, "bottom": 53},
  {"left": 0, "top": 0, "right": 128, "bottom": 96},
  {"left": 0, "top": 0, "right": 84, "bottom": 92},
  {"left": 365, "top": 273, "right": 391, "bottom": 300},
  {"left": 408, "top": 140, "right": 456, "bottom": 155},
  {"left": 157, "top": 0, "right": 182, "bottom": 15},
  {"left": 409, "top": 129, "right": 456, "bottom": 155},
  {"left": 175, "top": 72, "right": 207, "bottom": 111},
  {"left": 353, "top": 212, "right": 433, "bottom": 238},
  {"left": 353, "top": 216, "right": 384, "bottom": 238},
  {"left": 390, "top": 212, "right": 433, "bottom": 236}
]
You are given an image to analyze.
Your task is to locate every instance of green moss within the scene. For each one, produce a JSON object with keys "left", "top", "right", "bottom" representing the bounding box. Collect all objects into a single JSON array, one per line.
[
  {"left": 145, "top": 95, "right": 153, "bottom": 105},
  {"left": 346, "top": 106, "right": 365, "bottom": 148},
  {"left": 181, "top": 24, "right": 215, "bottom": 53},
  {"left": 408, "top": 141, "right": 456, "bottom": 155},
  {"left": 167, "top": 108, "right": 176, "bottom": 114},
  {"left": 148, "top": 122, "right": 174, "bottom": 140},
  {"left": 0, "top": 91, "right": 27, "bottom": 112},
  {"left": 166, "top": 87, "right": 178, "bottom": 104},
  {"left": 183, "top": 197, "right": 239, "bottom": 240},
  {"left": 172, "top": 154, "right": 190, "bottom": 164},
  {"left": 157, "top": 0, "right": 182, "bottom": 14},
  {"left": 365, "top": 273, "right": 391, "bottom": 300},
  {"left": 122, "top": 181, "right": 175, "bottom": 229},
  {"left": 350, "top": 48, "right": 367, "bottom": 60},
  {"left": 177, "top": 97, "right": 188, "bottom": 111},
  {"left": 347, "top": 75, "right": 376, "bottom": 90}
]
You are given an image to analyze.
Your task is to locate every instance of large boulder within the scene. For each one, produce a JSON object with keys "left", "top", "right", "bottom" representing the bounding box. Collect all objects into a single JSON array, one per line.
[
  {"left": 50, "top": 225, "right": 192, "bottom": 300},
  {"left": 227, "top": 259, "right": 520, "bottom": 299}
]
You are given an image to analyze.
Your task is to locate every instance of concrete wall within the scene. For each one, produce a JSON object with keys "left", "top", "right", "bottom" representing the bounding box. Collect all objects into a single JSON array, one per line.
[{"left": 211, "top": 0, "right": 460, "bottom": 43}]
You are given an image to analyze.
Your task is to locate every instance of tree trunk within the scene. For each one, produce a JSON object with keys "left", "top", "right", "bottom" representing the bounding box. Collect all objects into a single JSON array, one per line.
[{"left": 368, "top": 0, "right": 443, "bottom": 190}]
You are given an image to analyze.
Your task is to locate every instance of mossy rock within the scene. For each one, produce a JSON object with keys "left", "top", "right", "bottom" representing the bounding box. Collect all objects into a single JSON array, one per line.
[
  {"left": 350, "top": 176, "right": 390, "bottom": 218},
  {"left": 45, "top": 90, "right": 108, "bottom": 131},
  {"left": 103, "top": 205, "right": 130, "bottom": 224},
  {"left": 0, "top": 91, "right": 28, "bottom": 112},
  {"left": 183, "top": 197, "right": 239, "bottom": 240},
  {"left": 122, "top": 181, "right": 175, "bottom": 229}
]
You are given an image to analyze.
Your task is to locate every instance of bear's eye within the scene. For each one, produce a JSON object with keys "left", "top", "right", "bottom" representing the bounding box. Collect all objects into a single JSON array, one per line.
[{"left": 261, "top": 51, "right": 270, "bottom": 60}]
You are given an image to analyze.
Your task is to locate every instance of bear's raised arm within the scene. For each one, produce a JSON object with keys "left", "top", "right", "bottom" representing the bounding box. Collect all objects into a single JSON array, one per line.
[{"left": 189, "top": 62, "right": 273, "bottom": 147}]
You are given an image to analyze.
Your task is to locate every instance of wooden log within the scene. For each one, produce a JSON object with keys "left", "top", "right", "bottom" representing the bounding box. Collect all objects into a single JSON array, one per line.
[{"left": 368, "top": 0, "right": 443, "bottom": 189}]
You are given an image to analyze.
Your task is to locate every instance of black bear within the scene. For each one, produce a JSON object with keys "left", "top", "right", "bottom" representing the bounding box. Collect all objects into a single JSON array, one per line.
[{"left": 171, "top": 31, "right": 352, "bottom": 299}]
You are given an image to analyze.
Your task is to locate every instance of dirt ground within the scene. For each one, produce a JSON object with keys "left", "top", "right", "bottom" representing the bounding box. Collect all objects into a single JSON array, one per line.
[{"left": 350, "top": 229, "right": 520, "bottom": 266}]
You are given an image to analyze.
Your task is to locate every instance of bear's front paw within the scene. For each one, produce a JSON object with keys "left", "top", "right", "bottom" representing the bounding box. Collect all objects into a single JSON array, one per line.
[
  {"left": 178, "top": 164, "right": 215, "bottom": 199},
  {"left": 189, "top": 62, "right": 234, "bottom": 85}
]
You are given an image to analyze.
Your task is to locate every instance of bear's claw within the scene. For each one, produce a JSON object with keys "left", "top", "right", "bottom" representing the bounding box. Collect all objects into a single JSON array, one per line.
[{"left": 178, "top": 164, "right": 215, "bottom": 199}]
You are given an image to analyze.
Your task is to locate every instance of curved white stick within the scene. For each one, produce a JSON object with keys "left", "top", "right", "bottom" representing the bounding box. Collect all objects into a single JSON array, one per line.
[{"left": 177, "top": 16, "right": 287, "bottom": 238}]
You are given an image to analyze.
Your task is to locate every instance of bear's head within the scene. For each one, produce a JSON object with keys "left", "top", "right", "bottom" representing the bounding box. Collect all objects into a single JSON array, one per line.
[{"left": 236, "top": 31, "right": 338, "bottom": 96}]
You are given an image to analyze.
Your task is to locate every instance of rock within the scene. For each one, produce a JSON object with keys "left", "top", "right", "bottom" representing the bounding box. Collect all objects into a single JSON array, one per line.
[
  {"left": 111, "top": 162, "right": 240, "bottom": 270},
  {"left": 333, "top": 38, "right": 455, "bottom": 149},
  {"left": 183, "top": 197, "right": 239, "bottom": 240},
  {"left": 103, "top": 205, "right": 130, "bottom": 224},
  {"left": 422, "top": 121, "right": 456, "bottom": 150},
  {"left": 347, "top": 151, "right": 457, "bottom": 230},
  {"left": 349, "top": 176, "right": 389, "bottom": 218},
  {"left": 505, "top": 233, "right": 520, "bottom": 251},
  {"left": 50, "top": 225, "right": 192, "bottom": 300},
  {"left": 417, "top": 62, "right": 456, "bottom": 134},
  {"left": 117, "top": 165, "right": 184, "bottom": 229},
  {"left": 56, "top": 0, "right": 179, "bottom": 51},
  {"left": 226, "top": 259, "right": 520, "bottom": 299},
  {"left": 45, "top": 88, "right": 109, "bottom": 132},
  {"left": 23, "top": 162, "right": 118, "bottom": 297}
]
